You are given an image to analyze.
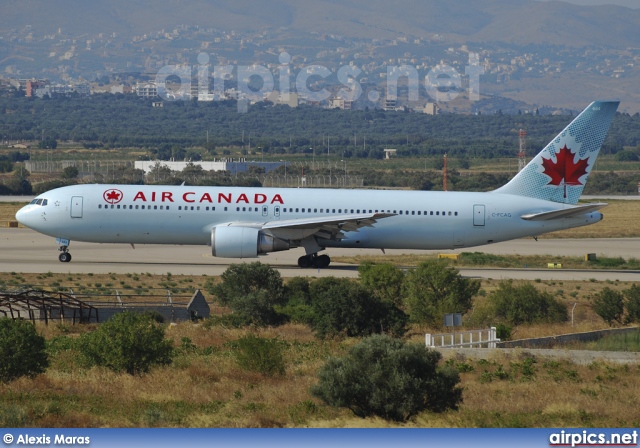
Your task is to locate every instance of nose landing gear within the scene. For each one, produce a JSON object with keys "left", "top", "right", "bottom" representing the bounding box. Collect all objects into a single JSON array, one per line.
[
  {"left": 56, "top": 237, "right": 72, "bottom": 262},
  {"left": 58, "top": 246, "right": 72, "bottom": 262}
]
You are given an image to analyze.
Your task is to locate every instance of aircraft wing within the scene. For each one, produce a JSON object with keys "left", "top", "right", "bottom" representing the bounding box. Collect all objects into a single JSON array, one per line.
[
  {"left": 261, "top": 212, "right": 395, "bottom": 241},
  {"left": 520, "top": 203, "right": 607, "bottom": 221}
]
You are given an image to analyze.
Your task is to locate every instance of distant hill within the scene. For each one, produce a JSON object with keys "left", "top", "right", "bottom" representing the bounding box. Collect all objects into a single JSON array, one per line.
[{"left": 2, "top": 0, "right": 639, "bottom": 48}]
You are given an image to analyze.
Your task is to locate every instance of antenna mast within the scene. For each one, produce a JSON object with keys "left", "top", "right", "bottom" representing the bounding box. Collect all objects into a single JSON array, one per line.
[{"left": 518, "top": 129, "right": 527, "bottom": 171}]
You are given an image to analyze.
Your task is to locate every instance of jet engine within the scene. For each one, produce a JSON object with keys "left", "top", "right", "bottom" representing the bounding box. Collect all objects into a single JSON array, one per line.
[{"left": 211, "top": 226, "right": 290, "bottom": 258}]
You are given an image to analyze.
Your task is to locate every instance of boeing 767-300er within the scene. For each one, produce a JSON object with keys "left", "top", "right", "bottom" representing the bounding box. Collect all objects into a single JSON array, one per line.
[{"left": 16, "top": 101, "right": 618, "bottom": 268}]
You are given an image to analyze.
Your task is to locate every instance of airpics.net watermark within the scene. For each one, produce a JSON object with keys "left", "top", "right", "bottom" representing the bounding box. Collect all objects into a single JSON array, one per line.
[{"left": 154, "top": 51, "right": 485, "bottom": 112}]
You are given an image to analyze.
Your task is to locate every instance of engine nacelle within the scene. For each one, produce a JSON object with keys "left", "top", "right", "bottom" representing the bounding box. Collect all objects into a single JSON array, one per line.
[{"left": 211, "top": 226, "right": 290, "bottom": 258}]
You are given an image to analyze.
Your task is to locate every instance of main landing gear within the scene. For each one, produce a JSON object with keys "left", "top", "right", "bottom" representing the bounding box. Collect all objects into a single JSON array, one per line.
[
  {"left": 58, "top": 245, "right": 72, "bottom": 263},
  {"left": 297, "top": 253, "right": 331, "bottom": 269}
]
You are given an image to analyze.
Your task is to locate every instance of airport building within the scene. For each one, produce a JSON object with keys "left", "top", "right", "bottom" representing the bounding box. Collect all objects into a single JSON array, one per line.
[{"left": 134, "top": 159, "right": 288, "bottom": 175}]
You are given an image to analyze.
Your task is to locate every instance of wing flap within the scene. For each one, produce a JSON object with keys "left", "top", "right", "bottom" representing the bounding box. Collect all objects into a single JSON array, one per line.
[
  {"left": 521, "top": 203, "right": 607, "bottom": 221},
  {"left": 262, "top": 212, "right": 394, "bottom": 240}
]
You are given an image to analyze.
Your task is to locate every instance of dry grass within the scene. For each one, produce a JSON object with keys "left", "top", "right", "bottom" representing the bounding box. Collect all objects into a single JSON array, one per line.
[
  {"left": 2, "top": 251, "right": 640, "bottom": 428},
  {"left": 2, "top": 316, "right": 639, "bottom": 428}
]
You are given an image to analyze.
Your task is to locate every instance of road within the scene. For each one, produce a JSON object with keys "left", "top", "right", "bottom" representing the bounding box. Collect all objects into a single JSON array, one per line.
[{"left": 2, "top": 228, "right": 639, "bottom": 280}]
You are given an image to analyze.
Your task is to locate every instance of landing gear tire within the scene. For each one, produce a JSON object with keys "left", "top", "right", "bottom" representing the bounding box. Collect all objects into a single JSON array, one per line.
[
  {"left": 297, "top": 253, "right": 331, "bottom": 269},
  {"left": 297, "top": 255, "right": 312, "bottom": 268},
  {"left": 59, "top": 252, "right": 72, "bottom": 263},
  {"left": 316, "top": 254, "right": 331, "bottom": 268}
]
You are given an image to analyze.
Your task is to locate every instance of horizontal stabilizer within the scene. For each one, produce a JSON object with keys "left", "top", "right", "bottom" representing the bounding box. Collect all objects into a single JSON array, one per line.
[{"left": 520, "top": 203, "right": 607, "bottom": 221}]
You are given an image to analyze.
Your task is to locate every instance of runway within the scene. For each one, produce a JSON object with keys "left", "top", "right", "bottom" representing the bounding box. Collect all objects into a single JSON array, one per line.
[{"left": 2, "top": 228, "right": 639, "bottom": 281}]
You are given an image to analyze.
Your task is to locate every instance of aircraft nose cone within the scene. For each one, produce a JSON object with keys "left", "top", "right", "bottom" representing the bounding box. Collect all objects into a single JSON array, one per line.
[{"left": 15, "top": 206, "right": 31, "bottom": 227}]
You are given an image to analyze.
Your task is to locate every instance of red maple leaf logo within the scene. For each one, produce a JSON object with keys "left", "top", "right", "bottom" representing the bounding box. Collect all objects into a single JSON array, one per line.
[
  {"left": 103, "top": 189, "right": 123, "bottom": 204},
  {"left": 541, "top": 145, "right": 589, "bottom": 186}
]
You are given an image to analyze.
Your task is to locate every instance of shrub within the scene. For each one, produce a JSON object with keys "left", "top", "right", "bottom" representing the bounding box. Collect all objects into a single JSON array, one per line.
[
  {"left": 403, "top": 260, "right": 480, "bottom": 327},
  {"left": 0, "top": 318, "right": 49, "bottom": 382},
  {"left": 308, "top": 277, "right": 407, "bottom": 338},
  {"left": 624, "top": 284, "right": 640, "bottom": 324},
  {"left": 278, "top": 276, "right": 315, "bottom": 324},
  {"left": 79, "top": 312, "right": 173, "bottom": 375},
  {"left": 311, "top": 335, "right": 462, "bottom": 422},
  {"left": 592, "top": 287, "right": 624, "bottom": 326},
  {"left": 358, "top": 262, "right": 405, "bottom": 305},
  {"left": 211, "top": 262, "right": 286, "bottom": 326},
  {"left": 487, "top": 280, "right": 568, "bottom": 325},
  {"left": 233, "top": 334, "right": 286, "bottom": 376}
]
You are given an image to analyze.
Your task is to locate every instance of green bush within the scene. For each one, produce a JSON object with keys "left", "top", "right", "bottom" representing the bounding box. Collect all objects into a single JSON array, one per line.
[
  {"left": 403, "top": 260, "right": 480, "bottom": 327},
  {"left": 358, "top": 262, "right": 405, "bottom": 305},
  {"left": 232, "top": 334, "right": 286, "bottom": 376},
  {"left": 592, "top": 287, "right": 624, "bottom": 326},
  {"left": 79, "top": 312, "right": 173, "bottom": 375},
  {"left": 278, "top": 277, "right": 315, "bottom": 324},
  {"left": 308, "top": 277, "right": 407, "bottom": 338},
  {"left": 487, "top": 280, "right": 568, "bottom": 325},
  {"left": 624, "top": 284, "right": 640, "bottom": 324},
  {"left": 311, "top": 335, "right": 462, "bottom": 422},
  {"left": 211, "top": 262, "right": 286, "bottom": 326},
  {"left": 0, "top": 318, "right": 49, "bottom": 382}
]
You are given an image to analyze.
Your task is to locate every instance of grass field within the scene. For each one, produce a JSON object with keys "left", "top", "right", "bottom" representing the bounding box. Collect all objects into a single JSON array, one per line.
[{"left": 1, "top": 263, "right": 640, "bottom": 427}]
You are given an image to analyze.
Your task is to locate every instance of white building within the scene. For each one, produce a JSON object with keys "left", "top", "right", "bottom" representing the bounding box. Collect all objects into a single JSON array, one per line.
[{"left": 135, "top": 160, "right": 288, "bottom": 175}]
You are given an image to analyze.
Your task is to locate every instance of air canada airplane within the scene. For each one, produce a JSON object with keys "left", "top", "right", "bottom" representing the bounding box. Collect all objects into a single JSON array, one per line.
[{"left": 16, "top": 101, "right": 618, "bottom": 268}]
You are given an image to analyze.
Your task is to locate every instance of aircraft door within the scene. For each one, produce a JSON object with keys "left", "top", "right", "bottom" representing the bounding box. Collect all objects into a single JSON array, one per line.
[
  {"left": 473, "top": 204, "right": 485, "bottom": 226},
  {"left": 71, "top": 196, "right": 83, "bottom": 219},
  {"left": 274, "top": 206, "right": 281, "bottom": 220},
  {"left": 262, "top": 205, "right": 268, "bottom": 217}
]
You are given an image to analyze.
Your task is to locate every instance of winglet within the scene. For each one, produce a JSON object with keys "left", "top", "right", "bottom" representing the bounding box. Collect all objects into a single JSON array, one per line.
[{"left": 493, "top": 101, "right": 619, "bottom": 204}]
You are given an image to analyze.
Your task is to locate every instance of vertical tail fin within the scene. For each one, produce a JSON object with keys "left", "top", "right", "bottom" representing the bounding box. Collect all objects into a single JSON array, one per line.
[{"left": 493, "top": 101, "right": 619, "bottom": 204}]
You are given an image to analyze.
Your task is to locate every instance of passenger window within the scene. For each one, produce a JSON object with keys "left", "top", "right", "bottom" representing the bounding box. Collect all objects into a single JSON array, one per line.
[
  {"left": 99, "top": 204, "right": 102, "bottom": 209},
  {"left": 412, "top": 211, "right": 415, "bottom": 215},
  {"left": 455, "top": 212, "right": 458, "bottom": 216},
  {"left": 154, "top": 206, "right": 158, "bottom": 210},
  {"left": 436, "top": 211, "right": 439, "bottom": 215},
  {"left": 178, "top": 206, "right": 182, "bottom": 210},
  {"left": 136, "top": 205, "right": 139, "bottom": 209}
]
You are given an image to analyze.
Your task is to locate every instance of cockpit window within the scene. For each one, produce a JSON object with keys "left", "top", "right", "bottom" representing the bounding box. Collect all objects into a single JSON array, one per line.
[
  {"left": 30, "top": 199, "right": 47, "bottom": 206},
  {"left": 30, "top": 199, "right": 39, "bottom": 205},
  {"left": 42, "top": 199, "right": 48, "bottom": 206}
]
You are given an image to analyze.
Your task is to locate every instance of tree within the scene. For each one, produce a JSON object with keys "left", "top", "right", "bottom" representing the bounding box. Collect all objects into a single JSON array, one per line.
[
  {"left": 0, "top": 318, "right": 49, "bottom": 382},
  {"left": 79, "top": 312, "right": 173, "bottom": 375},
  {"left": 624, "top": 284, "right": 640, "bottom": 324},
  {"left": 311, "top": 335, "right": 462, "bottom": 422},
  {"left": 403, "top": 260, "right": 480, "bottom": 327},
  {"left": 487, "top": 280, "right": 568, "bottom": 325},
  {"left": 592, "top": 287, "right": 625, "bottom": 326},
  {"left": 211, "top": 262, "right": 286, "bottom": 326},
  {"left": 38, "top": 138, "right": 57, "bottom": 149},
  {"left": 358, "top": 262, "right": 405, "bottom": 305},
  {"left": 61, "top": 165, "right": 79, "bottom": 179},
  {"left": 308, "top": 277, "right": 407, "bottom": 338}
]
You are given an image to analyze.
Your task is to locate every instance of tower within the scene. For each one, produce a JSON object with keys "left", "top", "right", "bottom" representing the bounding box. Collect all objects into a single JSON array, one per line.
[{"left": 518, "top": 129, "right": 527, "bottom": 172}]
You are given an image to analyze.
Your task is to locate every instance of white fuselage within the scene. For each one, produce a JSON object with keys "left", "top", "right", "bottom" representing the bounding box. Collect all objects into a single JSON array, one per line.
[{"left": 16, "top": 184, "right": 602, "bottom": 252}]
